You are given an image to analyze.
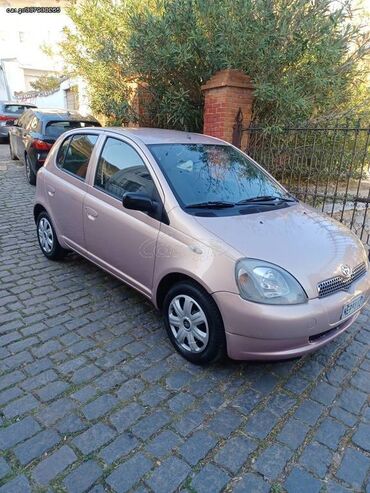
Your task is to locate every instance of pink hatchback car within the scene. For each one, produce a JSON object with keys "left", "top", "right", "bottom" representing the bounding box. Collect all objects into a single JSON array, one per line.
[{"left": 34, "top": 128, "right": 370, "bottom": 364}]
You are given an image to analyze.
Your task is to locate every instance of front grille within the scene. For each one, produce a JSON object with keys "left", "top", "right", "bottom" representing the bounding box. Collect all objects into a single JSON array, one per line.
[
  {"left": 317, "top": 262, "right": 367, "bottom": 298},
  {"left": 309, "top": 326, "right": 339, "bottom": 343}
]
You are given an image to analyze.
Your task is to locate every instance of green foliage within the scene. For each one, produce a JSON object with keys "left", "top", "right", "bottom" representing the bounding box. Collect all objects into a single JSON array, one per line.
[
  {"left": 61, "top": 0, "right": 141, "bottom": 124},
  {"left": 61, "top": 0, "right": 369, "bottom": 130},
  {"left": 30, "top": 75, "right": 62, "bottom": 93}
]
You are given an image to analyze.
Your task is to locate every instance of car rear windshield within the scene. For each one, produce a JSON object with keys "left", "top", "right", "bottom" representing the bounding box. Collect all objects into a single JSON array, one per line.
[
  {"left": 45, "top": 121, "right": 99, "bottom": 138},
  {"left": 4, "top": 104, "right": 31, "bottom": 114},
  {"left": 149, "top": 143, "right": 289, "bottom": 208}
]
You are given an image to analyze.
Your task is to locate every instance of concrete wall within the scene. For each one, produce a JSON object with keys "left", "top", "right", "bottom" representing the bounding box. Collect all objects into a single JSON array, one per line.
[{"left": 16, "top": 89, "right": 65, "bottom": 109}]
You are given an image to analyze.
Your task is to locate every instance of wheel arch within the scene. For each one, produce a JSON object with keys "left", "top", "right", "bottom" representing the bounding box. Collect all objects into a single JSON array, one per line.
[
  {"left": 155, "top": 272, "right": 212, "bottom": 311},
  {"left": 33, "top": 203, "right": 47, "bottom": 224}
]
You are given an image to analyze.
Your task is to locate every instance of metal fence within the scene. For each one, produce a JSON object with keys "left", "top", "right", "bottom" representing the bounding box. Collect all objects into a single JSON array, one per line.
[{"left": 233, "top": 112, "right": 370, "bottom": 247}]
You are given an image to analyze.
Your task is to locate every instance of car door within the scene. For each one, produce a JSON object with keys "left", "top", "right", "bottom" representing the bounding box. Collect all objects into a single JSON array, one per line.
[
  {"left": 83, "top": 135, "right": 163, "bottom": 296},
  {"left": 45, "top": 132, "right": 100, "bottom": 250}
]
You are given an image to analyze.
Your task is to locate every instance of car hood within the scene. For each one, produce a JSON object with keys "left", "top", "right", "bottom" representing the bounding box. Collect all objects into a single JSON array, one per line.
[{"left": 193, "top": 203, "right": 367, "bottom": 298}]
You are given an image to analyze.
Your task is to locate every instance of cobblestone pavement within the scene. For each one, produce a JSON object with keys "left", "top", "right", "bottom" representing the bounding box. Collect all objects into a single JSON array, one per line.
[{"left": 0, "top": 143, "right": 369, "bottom": 493}]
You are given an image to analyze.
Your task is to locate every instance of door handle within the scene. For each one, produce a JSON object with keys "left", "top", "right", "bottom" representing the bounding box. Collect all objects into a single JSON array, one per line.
[
  {"left": 47, "top": 186, "right": 56, "bottom": 197},
  {"left": 85, "top": 206, "right": 98, "bottom": 221}
]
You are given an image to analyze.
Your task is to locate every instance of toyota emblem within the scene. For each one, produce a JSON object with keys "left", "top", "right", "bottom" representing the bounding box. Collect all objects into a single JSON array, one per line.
[{"left": 341, "top": 264, "right": 352, "bottom": 278}]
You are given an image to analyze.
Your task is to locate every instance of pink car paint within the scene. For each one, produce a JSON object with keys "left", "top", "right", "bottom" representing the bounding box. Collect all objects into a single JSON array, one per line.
[{"left": 34, "top": 128, "right": 370, "bottom": 361}]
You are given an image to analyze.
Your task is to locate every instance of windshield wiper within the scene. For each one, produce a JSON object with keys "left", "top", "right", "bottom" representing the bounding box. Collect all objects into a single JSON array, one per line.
[
  {"left": 186, "top": 201, "right": 235, "bottom": 209},
  {"left": 236, "top": 195, "right": 296, "bottom": 205}
]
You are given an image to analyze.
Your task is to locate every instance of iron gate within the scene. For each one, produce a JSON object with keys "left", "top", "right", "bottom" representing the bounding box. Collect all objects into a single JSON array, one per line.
[{"left": 232, "top": 111, "right": 370, "bottom": 247}]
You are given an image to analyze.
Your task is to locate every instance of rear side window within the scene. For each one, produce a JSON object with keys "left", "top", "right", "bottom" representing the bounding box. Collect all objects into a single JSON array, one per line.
[
  {"left": 57, "top": 134, "right": 98, "bottom": 180},
  {"left": 45, "top": 120, "right": 99, "bottom": 139},
  {"left": 56, "top": 137, "right": 71, "bottom": 168},
  {"left": 28, "top": 116, "right": 40, "bottom": 131},
  {"left": 94, "top": 137, "right": 156, "bottom": 200}
]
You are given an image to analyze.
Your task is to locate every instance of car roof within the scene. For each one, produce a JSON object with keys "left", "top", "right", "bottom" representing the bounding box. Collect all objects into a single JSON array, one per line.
[
  {"left": 31, "top": 108, "right": 99, "bottom": 122},
  {"left": 103, "top": 127, "right": 226, "bottom": 146}
]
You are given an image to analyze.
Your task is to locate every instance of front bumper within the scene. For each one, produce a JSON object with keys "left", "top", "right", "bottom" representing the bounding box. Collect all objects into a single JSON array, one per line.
[{"left": 213, "top": 271, "right": 370, "bottom": 360}]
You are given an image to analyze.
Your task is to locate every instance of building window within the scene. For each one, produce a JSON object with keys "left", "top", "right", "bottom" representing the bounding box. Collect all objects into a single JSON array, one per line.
[{"left": 65, "top": 86, "right": 79, "bottom": 111}]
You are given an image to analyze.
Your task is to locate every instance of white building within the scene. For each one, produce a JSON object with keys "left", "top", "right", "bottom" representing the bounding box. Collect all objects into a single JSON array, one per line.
[
  {"left": 0, "top": 0, "right": 91, "bottom": 114},
  {"left": 0, "top": 0, "right": 70, "bottom": 91},
  {"left": 14, "top": 76, "right": 92, "bottom": 115}
]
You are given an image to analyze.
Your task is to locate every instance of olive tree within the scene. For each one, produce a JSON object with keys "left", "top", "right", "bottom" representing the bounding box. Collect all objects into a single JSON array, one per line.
[{"left": 61, "top": 0, "right": 369, "bottom": 130}]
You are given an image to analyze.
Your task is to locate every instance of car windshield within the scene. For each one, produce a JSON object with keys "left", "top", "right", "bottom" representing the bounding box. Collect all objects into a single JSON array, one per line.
[
  {"left": 149, "top": 143, "right": 290, "bottom": 208},
  {"left": 45, "top": 121, "right": 99, "bottom": 138}
]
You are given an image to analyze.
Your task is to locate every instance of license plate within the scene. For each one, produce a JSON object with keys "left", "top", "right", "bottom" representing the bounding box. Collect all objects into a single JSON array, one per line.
[{"left": 341, "top": 295, "right": 365, "bottom": 319}]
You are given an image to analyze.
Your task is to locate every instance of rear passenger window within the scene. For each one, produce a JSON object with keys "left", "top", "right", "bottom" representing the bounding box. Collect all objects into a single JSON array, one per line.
[
  {"left": 94, "top": 137, "right": 156, "bottom": 200},
  {"left": 56, "top": 137, "right": 71, "bottom": 168},
  {"left": 29, "top": 116, "right": 39, "bottom": 131},
  {"left": 57, "top": 134, "right": 98, "bottom": 180}
]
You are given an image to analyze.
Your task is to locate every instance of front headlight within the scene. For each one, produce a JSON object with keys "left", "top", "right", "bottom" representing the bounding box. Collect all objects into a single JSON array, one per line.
[{"left": 235, "top": 258, "right": 308, "bottom": 305}]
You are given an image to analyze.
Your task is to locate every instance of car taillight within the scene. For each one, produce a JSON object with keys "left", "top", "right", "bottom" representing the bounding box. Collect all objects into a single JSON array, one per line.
[
  {"left": 0, "top": 115, "right": 14, "bottom": 121},
  {"left": 31, "top": 139, "right": 53, "bottom": 151}
]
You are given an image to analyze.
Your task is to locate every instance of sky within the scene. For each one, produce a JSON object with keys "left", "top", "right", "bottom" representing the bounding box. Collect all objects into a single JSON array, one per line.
[{"left": 0, "top": 3, "right": 72, "bottom": 70}]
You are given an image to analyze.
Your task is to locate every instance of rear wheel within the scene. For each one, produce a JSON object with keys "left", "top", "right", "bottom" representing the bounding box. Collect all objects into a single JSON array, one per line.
[
  {"left": 36, "top": 212, "right": 67, "bottom": 260},
  {"left": 25, "top": 154, "right": 36, "bottom": 185},
  {"left": 163, "top": 281, "right": 226, "bottom": 365}
]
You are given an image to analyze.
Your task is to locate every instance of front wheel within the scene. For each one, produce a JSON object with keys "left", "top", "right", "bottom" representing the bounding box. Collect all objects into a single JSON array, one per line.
[
  {"left": 36, "top": 212, "right": 67, "bottom": 261},
  {"left": 25, "top": 154, "right": 36, "bottom": 185},
  {"left": 163, "top": 281, "right": 226, "bottom": 365}
]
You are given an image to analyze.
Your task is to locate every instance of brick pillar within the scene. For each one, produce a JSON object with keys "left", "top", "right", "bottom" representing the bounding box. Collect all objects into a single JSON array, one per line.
[
  {"left": 137, "top": 82, "right": 154, "bottom": 127},
  {"left": 201, "top": 69, "right": 254, "bottom": 148},
  {"left": 130, "top": 81, "right": 154, "bottom": 127}
]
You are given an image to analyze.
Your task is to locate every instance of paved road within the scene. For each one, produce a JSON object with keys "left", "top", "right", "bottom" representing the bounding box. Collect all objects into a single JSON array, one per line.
[{"left": 0, "top": 143, "right": 369, "bottom": 493}]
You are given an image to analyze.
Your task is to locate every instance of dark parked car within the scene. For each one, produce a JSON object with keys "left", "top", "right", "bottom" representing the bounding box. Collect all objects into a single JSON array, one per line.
[
  {"left": 9, "top": 108, "right": 101, "bottom": 185},
  {"left": 0, "top": 101, "right": 37, "bottom": 142}
]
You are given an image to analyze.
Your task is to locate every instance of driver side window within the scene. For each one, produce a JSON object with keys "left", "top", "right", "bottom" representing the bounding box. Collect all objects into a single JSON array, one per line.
[{"left": 95, "top": 137, "right": 156, "bottom": 201}]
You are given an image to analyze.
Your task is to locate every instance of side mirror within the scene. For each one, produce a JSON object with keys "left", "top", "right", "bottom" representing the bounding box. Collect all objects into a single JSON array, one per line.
[
  {"left": 5, "top": 120, "right": 16, "bottom": 127},
  {"left": 122, "top": 192, "right": 157, "bottom": 213}
]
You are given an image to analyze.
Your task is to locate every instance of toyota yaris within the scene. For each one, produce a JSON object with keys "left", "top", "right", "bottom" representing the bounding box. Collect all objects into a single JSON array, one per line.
[{"left": 34, "top": 128, "right": 370, "bottom": 364}]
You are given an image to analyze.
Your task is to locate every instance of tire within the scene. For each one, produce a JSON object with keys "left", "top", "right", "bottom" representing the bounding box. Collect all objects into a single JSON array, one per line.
[
  {"left": 9, "top": 141, "right": 18, "bottom": 160},
  {"left": 163, "top": 281, "right": 226, "bottom": 365},
  {"left": 36, "top": 212, "right": 68, "bottom": 261},
  {"left": 25, "top": 154, "right": 36, "bottom": 185}
]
